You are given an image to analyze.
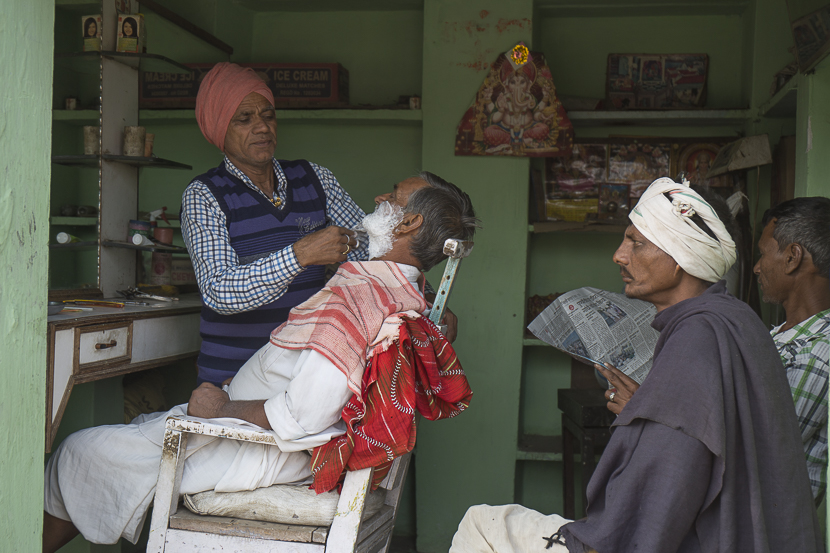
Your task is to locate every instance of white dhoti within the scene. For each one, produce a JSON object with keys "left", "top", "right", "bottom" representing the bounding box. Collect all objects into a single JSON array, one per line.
[
  {"left": 44, "top": 344, "right": 353, "bottom": 545},
  {"left": 450, "top": 504, "right": 571, "bottom": 553}
]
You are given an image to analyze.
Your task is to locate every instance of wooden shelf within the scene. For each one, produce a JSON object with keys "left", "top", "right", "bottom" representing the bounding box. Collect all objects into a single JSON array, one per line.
[
  {"left": 536, "top": 0, "right": 748, "bottom": 17},
  {"left": 51, "top": 217, "right": 97, "bottom": 226},
  {"left": 529, "top": 221, "right": 627, "bottom": 234},
  {"left": 51, "top": 154, "right": 192, "bottom": 170},
  {"left": 758, "top": 78, "right": 797, "bottom": 118},
  {"left": 138, "top": 108, "right": 423, "bottom": 125},
  {"left": 232, "top": 0, "right": 422, "bottom": 11},
  {"left": 567, "top": 109, "right": 751, "bottom": 127},
  {"left": 55, "top": 51, "right": 191, "bottom": 76},
  {"left": 52, "top": 110, "right": 99, "bottom": 125},
  {"left": 517, "top": 434, "right": 563, "bottom": 462},
  {"left": 102, "top": 240, "right": 188, "bottom": 254},
  {"left": 49, "top": 241, "right": 97, "bottom": 249}
]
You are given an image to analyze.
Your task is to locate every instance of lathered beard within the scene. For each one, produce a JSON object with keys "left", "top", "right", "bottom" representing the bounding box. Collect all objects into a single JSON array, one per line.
[{"left": 357, "top": 201, "right": 405, "bottom": 260}]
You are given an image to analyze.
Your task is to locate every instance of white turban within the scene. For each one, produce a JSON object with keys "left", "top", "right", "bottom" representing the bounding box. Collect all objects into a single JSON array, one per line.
[{"left": 629, "top": 177, "right": 737, "bottom": 283}]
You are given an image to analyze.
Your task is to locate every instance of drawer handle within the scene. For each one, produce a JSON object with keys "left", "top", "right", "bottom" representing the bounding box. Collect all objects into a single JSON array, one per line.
[{"left": 95, "top": 340, "right": 118, "bottom": 350}]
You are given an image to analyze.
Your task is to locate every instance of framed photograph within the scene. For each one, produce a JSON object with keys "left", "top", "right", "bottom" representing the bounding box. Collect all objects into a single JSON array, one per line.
[
  {"left": 674, "top": 143, "right": 733, "bottom": 187},
  {"left": 598, "top": 184, "right": 630, "bottom": 221},
  {"left": 607, "top": 142, "right": 671, "bottom": 197},
  {"left": 545, "top": 144, "right": 607, "bottom": 199},
  {"left": 607, "top": 54, "right": 708, "bottom": 110}
]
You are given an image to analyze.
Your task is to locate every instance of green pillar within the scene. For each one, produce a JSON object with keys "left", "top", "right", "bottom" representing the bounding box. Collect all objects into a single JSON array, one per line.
[
  {"left": 795, "top": 57, "right": 830, "bottom": 198},
  {"left": 0, "top": 0, "right": 54, "bottom": 549},
  {"left": 418, "top": 1, "right": 533, "bottom": 550}
]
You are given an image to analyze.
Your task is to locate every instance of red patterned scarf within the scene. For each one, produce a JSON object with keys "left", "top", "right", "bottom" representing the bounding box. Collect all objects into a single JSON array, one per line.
[
  {"left": 270, "top": 261, "right": 427, "bottom": 398},
  {"left": 310, "top": 314, "right": 473, "bottom": 493}
]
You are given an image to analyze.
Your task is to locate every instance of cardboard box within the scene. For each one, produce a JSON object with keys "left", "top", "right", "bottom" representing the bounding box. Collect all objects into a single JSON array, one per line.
[
  {"left": 81, "top": 15, "right": 102, "bottom": 52},
  {"left": 140, "top": 62, "right": 349, "bottom": 109},
  {"left": 116, "top": 14, "right": 145, "bottom": 53},
  {"left": 171, "top": 258, "right": 196, "bottom": 286}
]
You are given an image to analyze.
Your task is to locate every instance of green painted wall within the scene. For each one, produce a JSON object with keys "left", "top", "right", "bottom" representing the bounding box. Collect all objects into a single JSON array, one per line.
[
  {"left": 418, "top": 1, "right": 533, "bottom": 550},
  {"left": 0, "top": 0, "right": 54, "bottom": 550},
  {"left": 541, "top": 14, "right": 747, "bottom": 109}
]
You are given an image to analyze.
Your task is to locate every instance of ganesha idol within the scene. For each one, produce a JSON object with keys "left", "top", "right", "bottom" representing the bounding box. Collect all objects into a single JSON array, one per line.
[{"left": 455, "top": 47, "right": 572, "bottom": 158}]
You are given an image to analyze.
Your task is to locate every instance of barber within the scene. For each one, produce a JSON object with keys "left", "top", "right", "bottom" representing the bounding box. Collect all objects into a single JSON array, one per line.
[
  {"left": 181, "top": 62, "right": 369, "bottom": 386},
  {"left": 182, "top": 63, "right": 456, "bottom": 386}
]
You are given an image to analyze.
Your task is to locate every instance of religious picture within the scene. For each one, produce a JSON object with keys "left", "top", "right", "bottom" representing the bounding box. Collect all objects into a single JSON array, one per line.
[
  {"left": 791, "top": 5, "right": 830, "bottom": 71},
  {"left": 607, "top": 53, "right": 708, "bottom": 110},
  {"left": 675, "top": 143, "right": 732, "bottom": 187},
  {"left": 607, "top": 143, "right": 670, "bottom": 197},
  {"left": 455, "top": 44, "right": 574, "bottom": 157},
  {"left": 545, "top": 144, "right": 607, "bottom": 198},
  {"left": 597, "top": 184, "right": 630, "bottom": 221}
]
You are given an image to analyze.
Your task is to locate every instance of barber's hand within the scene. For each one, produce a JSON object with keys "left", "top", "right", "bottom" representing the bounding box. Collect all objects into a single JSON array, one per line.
[
  {"left": 595, "top": 362, "right": 640, "bottom": 415},
  {"left": 187, "top": 382, "right": 230, "bottom": 419},
  {"left": 221, "top": 377, "right": 233, "bottom": 388},
  {"left": 293, "top": 226, "right": 357, "bottom": 267},
  {"left": 441, "top": 307, "right": 458, "bottom": 343}
]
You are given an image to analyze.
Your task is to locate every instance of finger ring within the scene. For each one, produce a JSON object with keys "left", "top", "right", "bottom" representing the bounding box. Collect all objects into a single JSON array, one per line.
[
  {"left": 342, "top": 243, "right": 351, "bottom": 255},
  {"left": 609, "top": 392, "right": 616, "bottom": 402}
]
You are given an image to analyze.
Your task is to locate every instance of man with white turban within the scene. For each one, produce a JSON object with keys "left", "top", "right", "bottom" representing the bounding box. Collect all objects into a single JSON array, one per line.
[{"left": 449, "top": 178, "right": 821, "bottom": 553}]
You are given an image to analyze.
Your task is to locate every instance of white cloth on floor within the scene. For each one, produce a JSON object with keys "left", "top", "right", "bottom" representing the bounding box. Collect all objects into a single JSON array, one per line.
[
  {"left": 44, "top": 347, "right": 351, "bottom": 545},
  {"left": 450, "top": 504, "right": 571, "bottom": 553}
]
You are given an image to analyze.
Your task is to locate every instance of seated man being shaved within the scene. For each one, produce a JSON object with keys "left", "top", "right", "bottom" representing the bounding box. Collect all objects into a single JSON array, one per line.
[{"left": 43, "top": 172, "right": 478, "bottom": 552}]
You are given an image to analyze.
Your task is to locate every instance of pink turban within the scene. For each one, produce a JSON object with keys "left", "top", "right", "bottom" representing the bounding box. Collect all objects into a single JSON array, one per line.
[{"left": 195, "top": 62, "right": 275, "bottom": 152}]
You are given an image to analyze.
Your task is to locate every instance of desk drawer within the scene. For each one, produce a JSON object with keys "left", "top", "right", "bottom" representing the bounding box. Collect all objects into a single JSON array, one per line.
[{"left": 76, "top": 322, "right": 133, "bottom": 372}]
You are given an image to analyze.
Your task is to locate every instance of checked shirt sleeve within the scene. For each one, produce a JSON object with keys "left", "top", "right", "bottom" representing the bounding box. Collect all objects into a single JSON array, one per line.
[
  {"left": 310, "top": 162, "right": 369, "bottom": 262},
  {"left": 181, "top": 180, "right": 304, "bottom": 315},
  {"left": 778, "top": 318, "right": 830, "bottom": 501}
]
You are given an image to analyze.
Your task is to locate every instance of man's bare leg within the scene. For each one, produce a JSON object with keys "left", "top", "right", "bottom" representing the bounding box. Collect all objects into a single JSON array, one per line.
[{"left": 43, "top": 511, "right": 79, "bottom": 553}]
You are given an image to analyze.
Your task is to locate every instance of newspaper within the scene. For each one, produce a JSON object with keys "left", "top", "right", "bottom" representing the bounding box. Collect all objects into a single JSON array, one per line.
[{"left": 527, "top": 287, "right": 660, "bottom": 385}]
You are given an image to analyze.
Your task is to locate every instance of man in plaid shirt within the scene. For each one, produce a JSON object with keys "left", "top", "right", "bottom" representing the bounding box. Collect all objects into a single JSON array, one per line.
[{"left": 754, "top": 197, "right": 830, "bottom": 503}]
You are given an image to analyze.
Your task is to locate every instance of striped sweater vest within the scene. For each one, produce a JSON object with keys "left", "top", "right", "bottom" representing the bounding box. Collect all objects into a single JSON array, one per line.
[{"left": 195, "top": 159, "right": 328, "bottom": 385}]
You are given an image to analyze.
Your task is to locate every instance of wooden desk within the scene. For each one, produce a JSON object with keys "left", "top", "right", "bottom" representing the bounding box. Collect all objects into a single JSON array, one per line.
[
  {"left": 558, "top": 388, "right": 616, "bottom": 519},
  {"left": 46, "top": 294, "right": 202, "bottom": 451}
]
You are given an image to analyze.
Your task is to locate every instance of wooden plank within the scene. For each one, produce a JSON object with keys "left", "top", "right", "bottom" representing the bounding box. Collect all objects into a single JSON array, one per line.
[
  {"left": 312, "top": 526, "right": 328, "bottom": 544},
  {"left": 355, "top": 518, "right": 394, "bottom": 553},
  {"left": 148, "top": 429, "right": 188, "bottom": 552},
  {"left": 164, "top": 527, "right": 324, "bottom": 552},
  {"left": 166, "top": 416, "right": 279, "bottom": 446},
  {"left": 138, "top": 0, "right": 233, "bottom": 55},
  {"left": 356, "top": 505, "right": 394, "bottom": 544},
  {"left": 326, "top": 467, "right": 373, "bottom": 553},
  {"left": 169, "top": 510, "right": 319, "bottom": 543}
]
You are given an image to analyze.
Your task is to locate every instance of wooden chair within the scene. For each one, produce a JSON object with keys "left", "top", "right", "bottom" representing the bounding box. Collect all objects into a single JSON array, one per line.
[{"left": 147, "top": 238, "right": 474, "bottom": 553}]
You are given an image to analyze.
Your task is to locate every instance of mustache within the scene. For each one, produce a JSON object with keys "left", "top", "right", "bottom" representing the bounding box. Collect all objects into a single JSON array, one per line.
[{"left": 619, "top": 268, "right": 633, "bottom": 279}]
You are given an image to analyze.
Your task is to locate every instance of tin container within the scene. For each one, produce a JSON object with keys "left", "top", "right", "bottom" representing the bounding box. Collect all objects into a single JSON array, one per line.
[
  {"left": 123, "top": 126, "right": 146, "bottom": 156},
  {"left": 127, "top": 219, "right": 152, "bottom": 241},
  {"left": 83, "top": 126, "right": 100, "bottom": 155},
  {"left": 151, "top": 252, "right": 172, "bottom": 285}
]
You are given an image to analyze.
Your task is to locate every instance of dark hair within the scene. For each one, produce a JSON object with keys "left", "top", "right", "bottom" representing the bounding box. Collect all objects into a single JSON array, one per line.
[
  {"left": 84, "top": 17, "right": 98, "bottom": 37},
  {"left": 122, "top": 17, "right": 137, "bottom": 37},
  {"left": 661, "top": 186, "right": 741, "bottom": 250},
  {"left": 404, "top": 171, "right": 480, "bottom": 271},
  {"left": 761, "top": 197, "right": 830, "bottom": 275}
]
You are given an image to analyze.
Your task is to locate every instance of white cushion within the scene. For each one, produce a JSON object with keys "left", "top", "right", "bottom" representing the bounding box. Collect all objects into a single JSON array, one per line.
[{"left": 183, "top": 484, "right": 386, "bottom": 527}]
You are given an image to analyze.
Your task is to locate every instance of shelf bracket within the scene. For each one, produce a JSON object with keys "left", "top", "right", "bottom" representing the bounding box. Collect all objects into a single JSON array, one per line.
[{"left": 138, "top": 0, "right": 234, "bottom": 56}]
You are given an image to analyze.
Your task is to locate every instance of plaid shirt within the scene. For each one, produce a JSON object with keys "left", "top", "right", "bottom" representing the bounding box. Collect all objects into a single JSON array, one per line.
[
  {"left": 771, "top": 309, "right": 830, "bottom": 502},
  {"left": 181, "top": 157, "right": 368, "bottom": 314}
]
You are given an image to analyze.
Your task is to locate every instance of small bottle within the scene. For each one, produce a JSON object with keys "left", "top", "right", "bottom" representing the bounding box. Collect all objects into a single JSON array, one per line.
[
  {"left": 56, "top": 232, "right": 80, "bottom": 244},
  {"left": 132, "top": 234, "right": 155, "bottom": 246}
]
